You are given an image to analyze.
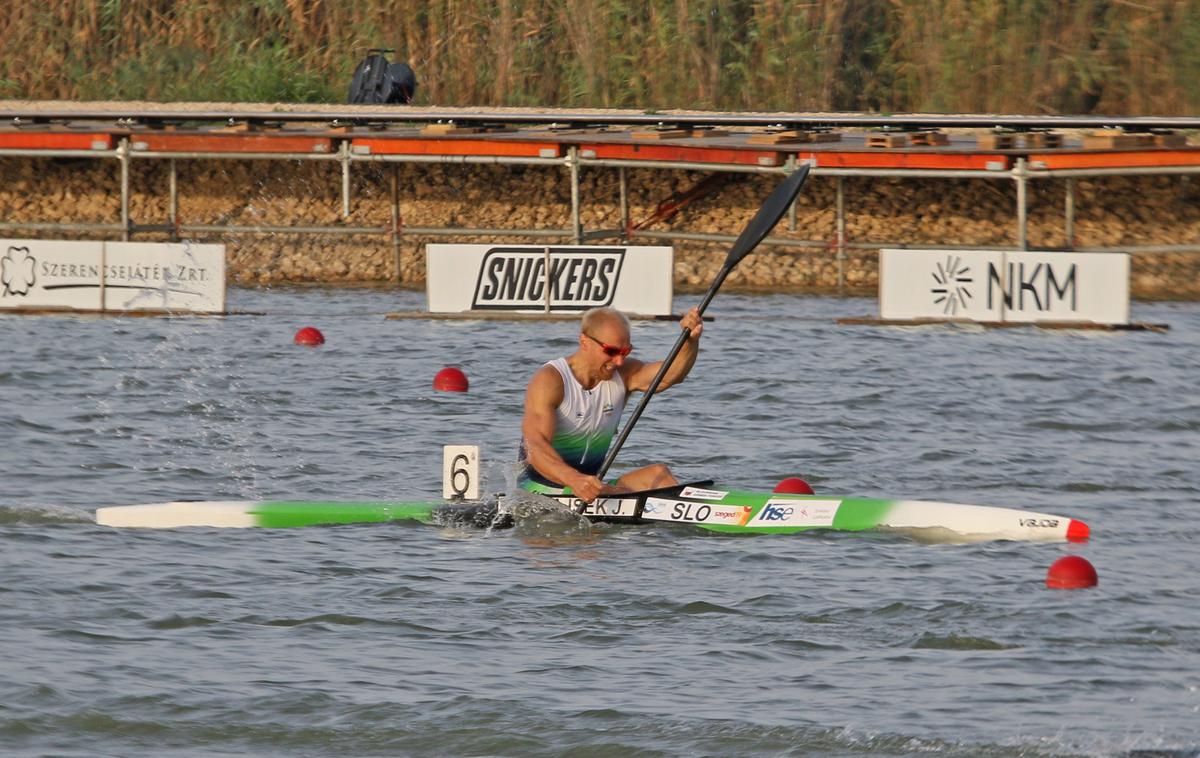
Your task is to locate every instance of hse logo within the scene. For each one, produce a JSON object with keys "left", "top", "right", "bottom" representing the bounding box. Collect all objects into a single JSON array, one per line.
[
  {"left": 748, "top": 499, "right": 841, "bottom": 528},
  {"left": 472, "top": 247, "right": 625, "bottom": 310},
  {"left": 1, "top": 246, "right": 36, "bottom": 297},
  {"left": 757, "top": 504, "right": 797, "bottom": 522},
  {"left": 930, "top": 255, "right": 973, "bottom": 315}
]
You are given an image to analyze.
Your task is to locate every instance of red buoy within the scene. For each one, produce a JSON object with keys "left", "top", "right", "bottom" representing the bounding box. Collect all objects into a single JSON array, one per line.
[
  {"left": 1045, "top": 556, "right": 1098, "bottom": 589},
  {"left": 293, "top": 326, "right": 325, "bottom": 346},
  {"left": 433, "top": 367, "right": 469, "bottom": 392},
  {"left": 773, "top": 477, "right": 814, "bottom": 495}
]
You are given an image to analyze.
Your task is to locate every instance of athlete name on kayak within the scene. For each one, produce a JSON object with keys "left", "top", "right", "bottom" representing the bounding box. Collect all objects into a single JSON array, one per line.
[
  {"left": 570, "top": 496, "right": 639, "bottom": 518},
  {"left": 473, "top": 248, "right": 624, "bottom": 308}
]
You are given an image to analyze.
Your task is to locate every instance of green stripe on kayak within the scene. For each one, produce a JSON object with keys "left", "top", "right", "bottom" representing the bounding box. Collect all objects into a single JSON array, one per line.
[
  {"left": 829, "top": 498, "right": 894, "bottom": 531},
  {"left": 249, "top": 501, "right": 438, "bottom": 528},
  {"left": 688, "top": 491, "right": 895, "bottom": 534}
]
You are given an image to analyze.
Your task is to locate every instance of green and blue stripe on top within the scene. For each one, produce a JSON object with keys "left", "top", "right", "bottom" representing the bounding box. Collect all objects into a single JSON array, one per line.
[{"left": 523, "top": 357, "right": 627, "bottom": 486}]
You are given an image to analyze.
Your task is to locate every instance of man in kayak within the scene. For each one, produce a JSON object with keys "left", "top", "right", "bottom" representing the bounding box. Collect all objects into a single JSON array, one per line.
[{"left": 520, "top": 305, "right": 703, "bottom": 503}]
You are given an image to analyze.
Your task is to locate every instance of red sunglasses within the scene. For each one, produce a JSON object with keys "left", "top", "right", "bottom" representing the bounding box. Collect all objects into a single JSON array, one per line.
[{"left": 584, "top": 332, "right": 633, "bottom": 358}]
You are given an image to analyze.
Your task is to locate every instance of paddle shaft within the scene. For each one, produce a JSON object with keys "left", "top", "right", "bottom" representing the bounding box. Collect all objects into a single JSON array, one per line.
[
  {"left": 593, "top": 165, "right": 812, "bottom": 483},
  {"left": 595, "top": 264, "right": 731, "bottom": 481}
]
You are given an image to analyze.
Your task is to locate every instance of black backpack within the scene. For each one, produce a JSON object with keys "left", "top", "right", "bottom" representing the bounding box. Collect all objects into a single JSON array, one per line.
[{"left": 348, "top": 48, "right": 418, "bottom": 104}]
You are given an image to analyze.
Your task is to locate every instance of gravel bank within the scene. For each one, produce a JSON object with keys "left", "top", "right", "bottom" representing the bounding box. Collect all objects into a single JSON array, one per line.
[{"left": 2, "top": 156, "right": 1198, "bottom": 299}]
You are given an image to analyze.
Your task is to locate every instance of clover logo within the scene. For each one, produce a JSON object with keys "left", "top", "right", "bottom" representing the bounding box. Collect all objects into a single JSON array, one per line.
[{"left": 1, "top": 246, "right": 36, "bottom": 297}]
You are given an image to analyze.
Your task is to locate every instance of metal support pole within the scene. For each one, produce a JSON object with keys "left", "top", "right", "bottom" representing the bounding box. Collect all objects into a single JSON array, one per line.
[
  {"left": 569, "top": 147, "right": 582, "bottom": 244},
  {"left": 1065, "top": 177, "right": 1076, "bottom": 250},
  {"left": 544, "top": 247, "right": 552, "bottom": 313},
  {"left": 118, "top": 138, "right": 130, "bottom": 241},
  {"left": 1015, "top": 157, "right": 1029, "bottom": 250},
  {"left": 618, "top": 166, "right": 629, "bottom": 243},
  {"left": 836, "top": 176, "right": 846, "bottom": 291},
  {"left": 99, "top": 234, "right": 107, "bottom": 312},
  {"left": 168, "top": 158, "right": 179, "bottom": 242},
  {"left": 390, "top": 165, "right": 402, "bottom": 283},
  {"left": 786, "top": 155, "right": 798, "bottom": 231},
  {"left": 340, "top": 140, "right": 351, "bottom": 219}
]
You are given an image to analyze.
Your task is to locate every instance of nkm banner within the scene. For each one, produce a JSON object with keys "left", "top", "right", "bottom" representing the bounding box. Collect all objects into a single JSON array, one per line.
[
  {"left": 879, "top": 249, "right": 1130, "bottom": 325},
  {"left": 0, "top": 239, "right": 226, "bottom": 313},
  {"left": 426, "top": 244, "right": 673, "bottom": 315}
]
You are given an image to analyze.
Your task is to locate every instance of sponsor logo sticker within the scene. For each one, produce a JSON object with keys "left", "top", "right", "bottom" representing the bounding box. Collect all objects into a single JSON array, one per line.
[
  {"left": 642, "top": 498, "right": 750, "bottom": 525},
  {"left": 1018, "top": 517, "right": 1060, "bottom": 528},
  {"left": 747, "top": 498, "right": 842, "bottom": 528},
  {"left": 678, "top": 487, "right": 728, "bottom": 500},
  {"left": 641, "top": 498, "right": 665, "bottom": 516}
]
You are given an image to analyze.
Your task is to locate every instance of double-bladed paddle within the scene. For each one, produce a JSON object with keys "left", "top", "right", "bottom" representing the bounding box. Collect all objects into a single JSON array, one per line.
[{"left": 595, "top": 163, "right": 813, "bottom": 482}]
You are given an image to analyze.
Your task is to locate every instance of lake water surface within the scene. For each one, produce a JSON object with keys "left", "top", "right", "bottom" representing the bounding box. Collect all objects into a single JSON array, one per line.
[{"left": 2, "top": 288, "right": 1198, "bottom": 757}]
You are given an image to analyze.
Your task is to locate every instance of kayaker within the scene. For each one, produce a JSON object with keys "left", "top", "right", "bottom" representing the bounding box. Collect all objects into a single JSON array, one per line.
[{"left": 520, "top": 305, "right": 703, "bottom": 503}]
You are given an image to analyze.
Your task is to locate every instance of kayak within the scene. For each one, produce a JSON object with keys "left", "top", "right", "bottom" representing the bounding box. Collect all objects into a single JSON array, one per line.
[{"left": 94, "top": 482, "right": 1090, "bottom": 543}]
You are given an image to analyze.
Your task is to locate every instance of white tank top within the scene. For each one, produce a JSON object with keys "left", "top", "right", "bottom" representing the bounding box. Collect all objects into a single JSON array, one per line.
[{"left": 538, "top": 357, "right": 627, "bottom": 480}]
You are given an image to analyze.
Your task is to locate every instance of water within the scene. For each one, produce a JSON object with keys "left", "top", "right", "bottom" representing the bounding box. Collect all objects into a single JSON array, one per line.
[{"left": 2, "top": 288, "right": 1198, "bottom": 757}]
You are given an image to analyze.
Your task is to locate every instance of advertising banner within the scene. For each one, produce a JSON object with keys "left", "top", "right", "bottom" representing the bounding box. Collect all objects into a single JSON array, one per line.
[
  {"left": 880, "top": 249, "right": 1005, "bottom": 321},
  {"left": 426, "top": 244, "right": 674, "bottom": 315},
  {"left": 0, "top": 239, "right": 225, "bottom": 313},
  {"left": 0, "top": 240, "right": 104, "bottom": 310},
  {"left": 102, "top": 242, "right": 225, "bottom": 312},
  {"left": 880, "top": 249, "right": 1130, "bottom": 325},
  {"left": 999, "top": 251, "right": 1129, "bottom": 324}
]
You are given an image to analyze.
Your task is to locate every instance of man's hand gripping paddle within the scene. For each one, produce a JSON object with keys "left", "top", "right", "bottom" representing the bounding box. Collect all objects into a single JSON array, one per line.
[{"left": 593, "top": 164, "right": 813, "bottom": 484}]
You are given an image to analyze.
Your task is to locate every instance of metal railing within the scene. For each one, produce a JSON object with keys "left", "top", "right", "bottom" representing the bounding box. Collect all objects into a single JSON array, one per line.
[{"left": 2, "top": 131, "right": 1198, "bottom": 289}]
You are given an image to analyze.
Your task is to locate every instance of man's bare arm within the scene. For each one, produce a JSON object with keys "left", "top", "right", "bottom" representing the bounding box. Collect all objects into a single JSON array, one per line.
[
  {"left": 623, "top": 307, "right": 703, "bottom": 393},
  {"left": 521, "top": 366, "right": 604, "bottom": 502}
]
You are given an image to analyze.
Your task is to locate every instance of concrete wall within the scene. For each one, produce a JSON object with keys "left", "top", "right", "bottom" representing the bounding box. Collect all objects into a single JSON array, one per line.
[{"left": 2, "top": 157, "right": 1198, "bottom": 298}]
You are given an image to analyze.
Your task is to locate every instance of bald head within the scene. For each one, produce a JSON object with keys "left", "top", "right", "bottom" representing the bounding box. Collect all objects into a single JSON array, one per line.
[{"left": 581, "top": 307, "right": 630, "bottom": 336}]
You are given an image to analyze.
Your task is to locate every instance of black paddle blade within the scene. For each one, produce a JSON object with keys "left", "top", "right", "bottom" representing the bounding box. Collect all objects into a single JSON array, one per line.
[{"left": 725, "top": 163, "right": 811, "bottom": 268}]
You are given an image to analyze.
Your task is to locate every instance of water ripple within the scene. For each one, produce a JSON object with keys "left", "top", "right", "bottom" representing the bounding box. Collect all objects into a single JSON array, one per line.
[{"left": 2, "top": 291, "right": 1199, "bottom": 756}]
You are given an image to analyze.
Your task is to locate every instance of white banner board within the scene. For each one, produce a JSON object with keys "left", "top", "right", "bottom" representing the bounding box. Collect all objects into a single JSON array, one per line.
[
  {"left": 426, "top": 244, "right": 674, "bottom": 315},
  {"left": 881, "top": 249, "right": 1004, "bottom": 321},
  {"left": 0, "top": 240, "right": 104, "bottom": 310},
  {"left": 1000, "top": 252, "right": 1129, "bottom": 324},
  {"left": 0, "top": 239, "right": 225, "bottom": 313},
  {"left": 880, "top": 249, "right": 1130, "bottom": 325},
  {"left": 102, "top": 242, "right": 225, "bottom": 312}
]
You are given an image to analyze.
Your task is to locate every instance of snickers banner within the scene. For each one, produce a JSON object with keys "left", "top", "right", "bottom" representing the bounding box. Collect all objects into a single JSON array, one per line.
[{"left": 426, "top": 245, "right": 673, "bottom": 315}]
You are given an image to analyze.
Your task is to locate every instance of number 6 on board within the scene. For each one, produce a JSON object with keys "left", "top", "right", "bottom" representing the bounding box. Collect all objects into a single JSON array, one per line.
[{"left": 442, "top": 445, "right": 480, "bottom": 500}]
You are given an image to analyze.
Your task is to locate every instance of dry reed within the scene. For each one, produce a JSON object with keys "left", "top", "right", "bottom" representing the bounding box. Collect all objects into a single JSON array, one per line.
[{"left": 2, "top": 0, "right": 1199, "bottom": 113}]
